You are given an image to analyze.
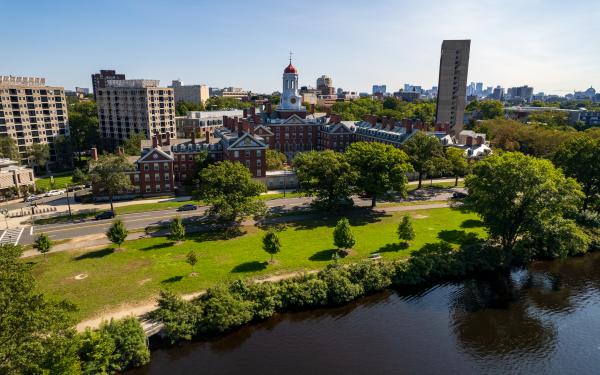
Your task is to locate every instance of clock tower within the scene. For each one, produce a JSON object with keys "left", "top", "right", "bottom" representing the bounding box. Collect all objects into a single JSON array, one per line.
[{"left": 278, "top": 54, "right": 304, "bottom": 112}]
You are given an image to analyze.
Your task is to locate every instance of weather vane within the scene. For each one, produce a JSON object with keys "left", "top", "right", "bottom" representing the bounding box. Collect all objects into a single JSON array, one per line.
[{"left": 289, "top": 50, "right": 293, "bottom": 63}]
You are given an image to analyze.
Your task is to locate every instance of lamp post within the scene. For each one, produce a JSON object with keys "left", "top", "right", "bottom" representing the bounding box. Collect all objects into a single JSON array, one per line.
[{"left": 65, "top": 185, "right": 72, "bottom": 220}]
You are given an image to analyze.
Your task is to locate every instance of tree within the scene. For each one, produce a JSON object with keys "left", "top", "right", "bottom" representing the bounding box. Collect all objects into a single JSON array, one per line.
[
  {"left": 445, "top": 147, "right": 469, "bottom": 186},
  {"left": 333, "top": 217, "right": 355, "bottom": 251},
  {"left": 402, "top": 132, "right": 445, "bottom": 189},
  {"left": 262, "top": 231, "right": 281, "bottom": 262},
  {"left": 68, "top": 101, "right": 99, "bottom": 160},
  {"left": 345, "top": 142, "right": 413, "bottom": 207},
  {"left": 169, "top": 216, "right": 186, "bottom": 242},
  {"left": 468, "top": 100, "right": 504, "bottom": 119},
  {"left": 100, "top": 317, "right": 150, "bottom": 371},
  {"left": 266, "top": 149, "right": 287, "bottom": 170},
  {"left": 196, "top": 161, "right": 266, "bottom": 222},
  {"left": 465, "top": 152, "right": 583, "bottom": 250},
  {"left": 33, "top": 233, "right": 52, "bottom": 259},
  {"left": 0, "top": 244, "right": 79, "bottom": 374},
  {"left": 553, "top": 136, "right": 600, "bottom": 211},
  {"left": 28, "top": 143, "right": 50, "bottom": 173},
  {"left": 176, "top": 101, "right": 205, "bottom": 116},
  {"left": 294, "top": 150, "right": 355, "bottom": 209},
  {"left": 72, "top": 167, "right": 88, "bottom": 184},
  {"left": 0, "top": 135, "right": 20, "bottom": 160},
  {"left": 397, "top": 215, "right": 415, "bottom": 245},
  {"left": 186, "top": 250, "right": 198, "bottom": 272},
  {"left": 106, "top": 219, "right": 128, "bottom": 249},
  {"left": 122, "top": 132, "right": 147, "bottom": 156},
  {"left": 88, "top": 154, "right": 133, "bottom": 211},
  {"left": 53, "top": 135, "right": 74, "bottom": 169}
]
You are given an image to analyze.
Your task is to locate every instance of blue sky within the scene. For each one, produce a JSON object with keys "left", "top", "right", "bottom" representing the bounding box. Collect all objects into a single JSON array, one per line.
[{"left": 2, "top": 0, "right": 599, "bottom": 95}]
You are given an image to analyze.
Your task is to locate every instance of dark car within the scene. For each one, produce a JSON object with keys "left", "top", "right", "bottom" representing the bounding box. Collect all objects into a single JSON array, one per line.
[
  {"left": 452, "top": 192, "right": 468, "bottom": 199},
  {"left": 177, "top": 204, "right": 197, "bottom": 212},
  {"left": 95, "top": 210, "right": 115, "bottom": 220}
]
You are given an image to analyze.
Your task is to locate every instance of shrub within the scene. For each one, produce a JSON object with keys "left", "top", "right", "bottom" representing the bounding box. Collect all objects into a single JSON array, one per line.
[
  {"left": 78, "top": 329, "right": 116, "bottom": 375},
  {"left": 152, "top": 290, "right": 201, "bottom": 343},
  {"left": 318, "top": 266, "right": 363, "bottom": 304},
  {"left": 523, "top": 217, "right": 591, "bottom": 259},
  {"left": 199, "top": 285, "right": 254, "bottom": 333},
  {"left": 279, "top": 276, "right": 329, "bottom": 308},
  {"left": 100, "top": 317, "right": 150, "bottom": 371},
  {"left": 347, "top": 261, "right": 393, "bottom": 293},
  {"left": 333, "top": 217, "right": 355, "bottom": 250}
]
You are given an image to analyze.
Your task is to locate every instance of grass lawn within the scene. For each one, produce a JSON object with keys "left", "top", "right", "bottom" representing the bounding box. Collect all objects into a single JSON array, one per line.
[
  {"left": 35, "top": 171, "right": 74, "bottom": 190},
  {"left": 29, "top": 207, "right": 485, "bottom": 321},
  {"left": 408, "top": 180, "right": 465, "bottom": 191}
]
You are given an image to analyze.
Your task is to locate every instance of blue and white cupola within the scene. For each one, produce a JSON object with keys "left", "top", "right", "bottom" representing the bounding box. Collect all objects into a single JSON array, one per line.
[{"left": 278, "top": 56, "right": 304, "bottom": 111}]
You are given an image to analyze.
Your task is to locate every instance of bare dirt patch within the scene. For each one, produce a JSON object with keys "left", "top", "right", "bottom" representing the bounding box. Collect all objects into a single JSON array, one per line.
[
  {"left": 413, "top": 214, "right": 428, "bottom": 219},
  {"left": 138, "top": 278, "right": 152, "bottom": 285},
  {"left": 74, "top": 273, "right": 88, "bottom": 280}
]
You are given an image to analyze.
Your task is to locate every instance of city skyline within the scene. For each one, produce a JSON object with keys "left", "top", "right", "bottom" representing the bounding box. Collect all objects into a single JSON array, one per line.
[{"left": 2, "top": 0, "right": 599, "bottom": 94}]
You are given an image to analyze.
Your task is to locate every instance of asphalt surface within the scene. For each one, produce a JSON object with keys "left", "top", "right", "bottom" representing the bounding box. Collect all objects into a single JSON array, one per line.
[{"left": 14, "top": 188, "right": 462, "bottom": 246}]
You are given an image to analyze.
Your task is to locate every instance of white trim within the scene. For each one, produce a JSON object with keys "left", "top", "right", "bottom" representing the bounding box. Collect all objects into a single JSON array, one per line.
[
  {"left": 15, "top": 227, "right": 24, "bottom": 245},
  {"left": 137, "top": 148, "right": 174, "bottom": 163},
  {"left": 0, "top": 230, "right": 6, "bottom": 242}
]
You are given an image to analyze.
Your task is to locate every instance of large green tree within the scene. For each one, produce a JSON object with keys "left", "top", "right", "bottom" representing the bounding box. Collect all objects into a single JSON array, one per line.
[
  {"left": 553, "top": 135, "right": 600, "bottom": 211},
  {"left": 28, "top": 143, "right": 50, "bottom": 173},
  {"left": 445, "top": 147, "right": 470, "bottom": 186},
  {"left": 0, "top": 135, "right": 20, "bottom": 160},
  {"left": 106, "top": 219, "right": 129, "bottom": 249},
  {"left": 344, "top": 142, "right": 413, "bottom": 207},
  {"left": 294, "top": 150, "right": 355, "bottom": 208},
  {"left": 333, "top": 217, "right": 356, "bottom": 251},
  {"left": 196, "top": 161, "right": 266, "bottom": 222},
  {"left": 122, "top": 132, "right": 147, "bottom": 156},
  {"left": 68, "top": 101, "right": 99, "bottom": 160},
  {"left": 465, "top": 152, "right": 583, "bottom": 250},
  {"left": 262, "top": 231, "right": 281, "bottom": 263},
  {"left": 53, "top": 135, "right": 74, "bottom": 169},
  {"left": 402, "top": 132, "right": 445, "bottom": 189},
  {"left": 88, "top": 154, "right": 133, "bottom": 211},
  {"left": 466, "top": 100, "right": 504, "bottom": 119},
  {"left": 0, "top": 244, "right": 80, "bottom": 374},
  {"left": 266, "top": 149, "right": 287, "bottom": 170}
]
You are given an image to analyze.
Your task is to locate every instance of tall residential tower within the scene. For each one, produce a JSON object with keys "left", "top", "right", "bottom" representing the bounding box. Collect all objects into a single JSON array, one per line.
[{"left": 435, "top": 40, "right": 470, "bottom": 133}]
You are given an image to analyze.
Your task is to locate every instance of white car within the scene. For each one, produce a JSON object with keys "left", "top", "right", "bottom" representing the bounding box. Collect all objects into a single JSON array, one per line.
[
  {"left": 25, "top": 194, "right": 40, "bottom": 202},
  {"left": 45, "top": 190, "right": 64, "bottom": 197}
]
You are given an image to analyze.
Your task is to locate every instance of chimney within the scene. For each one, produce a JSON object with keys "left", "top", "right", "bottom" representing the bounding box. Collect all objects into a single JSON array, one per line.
[
  {"left": 310, "top": 104, "right": 315, "bottom": 114},
  {"left": 152, "top": 135, "right": 158, "bottom": 148},
  {"left": 253, "top": 114, "right": 261, "bottom": 126},
  {"left": 388, "top": 120, "right": 395, "bottom": 131},
  {"left": 466, "top": 136, "right": 473, "bottom": 146},
  {"left": 242, "top": 120, "right": 250, "bottom": 133},
  {"left": 90, "top": 147, "right": 98, "bottom": 161},
  {"left": 206, "top": 129, "right": 211, "bottom": 144},
  {"left": 249, "top": 107, "right": 256, "bottom": 116},
  {"left": 404, "top": 121, "right": 413, "bottom": 133},
  {"left": 243, "top": 108, "right": 248, "bottom": 118},
  {"left": 369, "top": 115, "right": 376, "bottom": 127},
  {"left": 191, "top": 129, "right": 196, "bottom": 145},
  {"left": 266, "top": 102, "right": 272, "bottom": 114},
  {"left": 476, "top": 135, "right": 484, "bottom": 145},
  {"left": 165, "top": 132, "right": 171, "bottom": 146}
]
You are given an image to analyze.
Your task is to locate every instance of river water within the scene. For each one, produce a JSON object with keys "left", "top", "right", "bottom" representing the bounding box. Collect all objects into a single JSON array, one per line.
[{"left": 130, "top": 253, "right": 600, "bottom": 375}]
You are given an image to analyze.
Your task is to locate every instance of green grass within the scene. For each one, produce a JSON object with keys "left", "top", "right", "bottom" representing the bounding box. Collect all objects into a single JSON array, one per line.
[
  {"left": 35, "top": 172, "right": 74, "bottom": 190},
  {"left": 29, "top": 207, "right": 485, "bottom": 321},
  {"left": 115, "top": 200, "right": 197, "bottom": 215},
  {"left": 408, "top": 180, "right": 465, "bottom": 191},
  {"left": 258, "top": 192, "right": 301, "bottom": 200}
]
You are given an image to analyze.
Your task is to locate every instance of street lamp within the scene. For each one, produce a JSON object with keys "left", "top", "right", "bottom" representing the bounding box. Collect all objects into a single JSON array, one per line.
[{"left": 65, "top": 184, "right": 73, "bottom": 220}]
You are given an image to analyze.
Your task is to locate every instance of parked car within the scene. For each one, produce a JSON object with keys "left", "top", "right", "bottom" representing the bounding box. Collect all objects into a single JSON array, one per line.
[
  {"left": 66, "top": 185, "right": 86, "bottom": 192},
  {"left": 45, "top": 190, "right": 64, "bottom": 197},
  {"left": 177, "top": 204, "right": 198, "bottom": 212},
  {"left": 452, "top": 192, "right": 468, "bottom": 199},
  {"left": 25, "top": 194, "right": 40, "bottom": 202},
  {"left": 95, "top": 210, "right": 115, "bottom": 220}
]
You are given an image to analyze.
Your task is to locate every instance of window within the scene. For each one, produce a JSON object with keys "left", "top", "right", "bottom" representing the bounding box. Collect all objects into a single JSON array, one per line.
[
  {"left": 144, "top": 164, "right": 149, "bottom": 171},
  {"left": 165, "top": 184, "right": 170, "bottom": 191},
  {"left": 256, "top": 150, "right": 262, "bottom": 157},
  {"left": 164, "top": 174, "right": 170, "bottom": 181},
  {"left": 234, "top": 151, "right": 239, "bottom": 158},
  {"left": 154, "top": 163, "right": 159, "bottom": 171},
  {"left": 256, "top": 160, "right": 262, "bottom": 167},
  {"left": 163, "top": 162, "right": 169, "bottom": 168},
  {"left": 245, "top": 150, "right": 250, "bottom": 157},
  {"left": 155, "top": 185, "right": 161, "bottom": 193},
  {"left": 256, "top": 170, "right": 261, "bottom": 177},
  {"left": 245, "top": 160, "right": 250, "bottom": 168},
  {"left": 145, "top": 186, "right": 151, "bottom": 193}
]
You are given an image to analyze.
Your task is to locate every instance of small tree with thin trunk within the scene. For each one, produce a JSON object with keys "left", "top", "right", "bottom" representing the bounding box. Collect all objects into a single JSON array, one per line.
[
  {"left": 397, "top": 215, "right": 415, "bottom": 246},
  {"left": 33, "top": 233, "right": 52, "bottom": 260},
  {"left": 186, "top": 250, "right": 198, "bottom": 274},
  {"left": 106, "top": 219, "right": 128, "bottom": 250},
  {"left": 169, "top": 216, "right": 185, "bottom": 242},
  {"left": 262, "top": 231, "right": 281, "bottom": 263},
  {"left": 333, "top": 217, "right": 355, "bottom": 252}
]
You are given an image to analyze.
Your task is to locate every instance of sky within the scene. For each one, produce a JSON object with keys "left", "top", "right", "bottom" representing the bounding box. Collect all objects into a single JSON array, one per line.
[{"left": 2, "top": 0, "right": 599, "bottom": 95}]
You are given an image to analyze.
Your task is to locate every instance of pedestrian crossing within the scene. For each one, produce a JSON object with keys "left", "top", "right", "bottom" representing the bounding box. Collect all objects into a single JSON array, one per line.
[{"left": 0, "top": 227, "right": 24, "bottom": 245}]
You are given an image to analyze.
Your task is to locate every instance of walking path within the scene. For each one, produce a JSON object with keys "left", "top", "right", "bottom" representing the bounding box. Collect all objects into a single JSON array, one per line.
[{"left": 73, "top": 202, "right": 451, "bottom": 333}]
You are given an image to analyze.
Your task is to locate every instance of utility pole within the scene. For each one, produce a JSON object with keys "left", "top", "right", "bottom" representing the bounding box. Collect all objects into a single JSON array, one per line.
[{"left": 65, "top": 185, "right": 72, "bottom": 219}]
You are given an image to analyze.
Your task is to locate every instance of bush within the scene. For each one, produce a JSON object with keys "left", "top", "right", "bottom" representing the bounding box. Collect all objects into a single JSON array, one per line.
[
  {"left": 152, "top": 290, "right": 201, "bottom": 343},
  {"left": 78, "top": 329, "right": 116, "bottom": 375},
  {"left": 279, "top": 276, "right": 329, "bottom": 308},
  {"left": 199, "top": 285, "right": 254, "bottom": 333},
  {"left": 347, "top": 261, "right": 393, "bottom": 293},
  {"left": 318, "top": 266, "right": 364, "bottom": 304},
  {"left": 100, "top": 317, "right": 150, "bottom": 371},
  {"left": 522, "top": 217, "right": 591, "bottom": 259}
]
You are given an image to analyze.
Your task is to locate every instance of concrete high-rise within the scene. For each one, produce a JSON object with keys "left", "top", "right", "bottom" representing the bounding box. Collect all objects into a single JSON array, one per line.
[
  {"left": 91, "top": 70, "right": 126, "bottom": 100},
  {"left": 169, "top": 80, "right": 209, "bottom": 105},
  {"left": 435, "top": 40, "right": 470, "bottom": 132},
  {"left": 96, "top": 79, "right": 175, "bottom": 146},
  {"left": 0, "top": 76, "right": 69, "bottom": 164},
  {"left": 316, "top": 75, "right": 334, "bottom": 95}
]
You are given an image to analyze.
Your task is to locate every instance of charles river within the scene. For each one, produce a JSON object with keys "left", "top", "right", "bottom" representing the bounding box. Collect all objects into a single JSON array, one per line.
[{"left": 130, "top": 253, "right": 600, "bottom": 375}]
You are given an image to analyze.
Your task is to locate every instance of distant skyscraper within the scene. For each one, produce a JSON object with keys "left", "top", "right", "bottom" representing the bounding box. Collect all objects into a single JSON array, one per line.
[
  {"left": 316, "top": 75, "right": 334, "bottom": 95},
  {"left": 435, "top": 39, "right": 470, "bottom": 132},
  {"left": 372, "top": 85, "right": 386, "bottom": 95}
]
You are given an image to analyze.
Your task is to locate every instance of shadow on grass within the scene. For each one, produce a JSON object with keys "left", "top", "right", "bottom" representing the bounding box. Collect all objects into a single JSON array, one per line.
[
  {"left": 74, "top": 248, "right": 114, "bottom": 260},
  {"left": 140, "top": 242, "right": 175, "bottom": 251},
  {"left": 461, "top": 219, "right": 484, "bottom": 228},
  {"left": 190, "top": 225, "right": 247, "bottom": 244},
  {"left": 309, "top": 249, "right": 338, "bottom": 261},
  {"left": 161, "top": 275, "right": 183, "bottom": 284},
  {"left": 287, "top": 207, "right": 390, "bottom": 231},
  {"left": 438, "top": 230, "right": 480, "bottom": 245},
  {"left": 231, "top": 261, "right": 268, "bottom": 273},
  {"left": 376, "top": 242, "right": 409, "bottom": 253}
]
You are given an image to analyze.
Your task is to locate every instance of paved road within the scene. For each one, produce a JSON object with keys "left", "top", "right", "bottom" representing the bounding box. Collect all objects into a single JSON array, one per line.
[{"left": 14, "top": 186, "right": 462, "bottom": 247}]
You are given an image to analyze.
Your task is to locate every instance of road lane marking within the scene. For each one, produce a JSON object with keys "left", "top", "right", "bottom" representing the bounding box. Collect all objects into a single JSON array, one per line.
[
  {"left": 0, "top": 230, "right": 6, "bottom": 242},
  {"left": 30, "top": 226, "right": 33, "bottom": 235},
  {"left": 15, "top": 227, "right": 24, "bottom": 245}
]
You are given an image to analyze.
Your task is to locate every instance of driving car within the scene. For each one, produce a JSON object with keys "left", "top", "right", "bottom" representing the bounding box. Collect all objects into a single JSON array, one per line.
[
  {"left": 25, "top": 194, "right": 40, "bottom": 202},
  {"left": 45, "top": 190, "right": 64, "bottom": 197},
  {"left": 95, "top": 210, "right": 115, "bottom": 220},
  {"left": 176, "top": 204, "right": 198, "bottom": 211}
]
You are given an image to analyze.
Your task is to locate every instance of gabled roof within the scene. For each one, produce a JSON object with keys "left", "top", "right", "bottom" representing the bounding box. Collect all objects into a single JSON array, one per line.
[
  {"left": 137, "top": 147, "right": 174, "bottom": 163},
  {"left": 227, "top": 133, "right": 267, "bottom": 150},
  {"left": 253, "top": 124, "right": 274, "bottom": 136},
  {"left": 280, "top": 114, "right": 307, "bottom": 124}
]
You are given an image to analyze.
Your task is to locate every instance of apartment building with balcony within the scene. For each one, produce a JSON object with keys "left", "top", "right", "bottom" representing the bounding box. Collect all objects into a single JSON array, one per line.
[{"left": 0, "top": 76, "right": 69, "bottom": 164}]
